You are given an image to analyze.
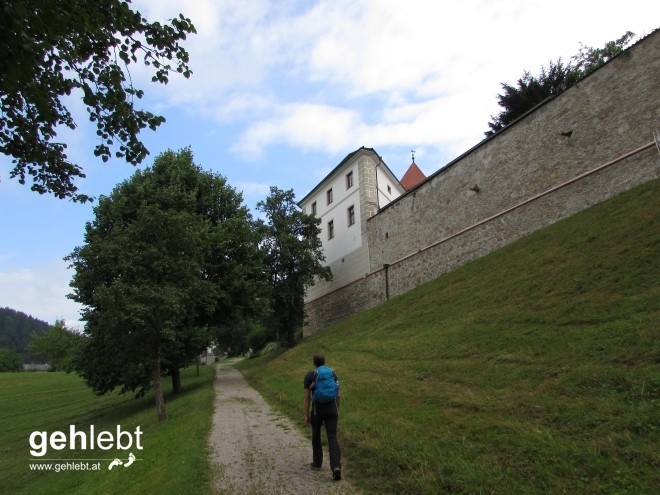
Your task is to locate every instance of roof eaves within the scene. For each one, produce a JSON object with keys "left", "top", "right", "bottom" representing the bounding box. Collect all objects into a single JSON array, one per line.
[{"left": 298, "top": 146, "right": 401, "bottom": 206}]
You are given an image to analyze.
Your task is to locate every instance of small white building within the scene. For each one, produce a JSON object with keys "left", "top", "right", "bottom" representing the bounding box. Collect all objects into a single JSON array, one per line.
[
  {"left": 299, "top": 147, "right": 424, "bottom": 302},
  {"left": 199, "top": 347, "right": 215, "bottom": 365}
]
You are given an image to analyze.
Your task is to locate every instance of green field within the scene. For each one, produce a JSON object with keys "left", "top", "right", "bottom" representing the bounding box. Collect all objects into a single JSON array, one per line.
[
  {"left": 0, "top": 365, "right": 216, "bottom": 495},
  {"left": 238, "top": 178, "right": 660, "bottom": 494}
]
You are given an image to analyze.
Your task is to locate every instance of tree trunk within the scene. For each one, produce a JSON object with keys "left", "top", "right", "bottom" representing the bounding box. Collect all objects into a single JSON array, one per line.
[
  {"left": 154, "top": 349, "right": 167, "bottom": 421},
  {"left": 171, "top": 366, "right": 181, "bottom": 394},
  {"left": 287, "top": 325, "right": 296, "bottom": 348}
]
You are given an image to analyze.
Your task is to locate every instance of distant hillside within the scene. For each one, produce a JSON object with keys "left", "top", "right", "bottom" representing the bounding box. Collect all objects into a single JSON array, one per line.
[
  {"left": 0, "top": 308, "right": 50, "bottom": 362},
  {"left": 239, "top": 177, "right": 659, "bottom": 495}
]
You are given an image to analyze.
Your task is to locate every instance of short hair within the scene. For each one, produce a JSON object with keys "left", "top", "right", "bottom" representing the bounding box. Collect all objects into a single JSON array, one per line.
[{"left": 313, "top": 354, "right": 325, "bottom": 367}]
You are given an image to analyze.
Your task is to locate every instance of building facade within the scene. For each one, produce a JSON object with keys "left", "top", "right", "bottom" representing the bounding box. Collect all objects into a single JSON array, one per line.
[{"left": 298, "top": 147, "right": 406, "bottom": 302}]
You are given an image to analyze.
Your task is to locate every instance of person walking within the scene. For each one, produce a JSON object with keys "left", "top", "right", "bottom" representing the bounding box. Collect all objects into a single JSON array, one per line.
[{"left": 304, "top": 354, "right": 342, "bottom": 481}]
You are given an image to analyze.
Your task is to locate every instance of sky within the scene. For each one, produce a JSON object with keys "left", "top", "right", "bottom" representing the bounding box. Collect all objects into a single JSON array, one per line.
[{"left": 1, "top": 0, "right": 658, "bottom": 330}]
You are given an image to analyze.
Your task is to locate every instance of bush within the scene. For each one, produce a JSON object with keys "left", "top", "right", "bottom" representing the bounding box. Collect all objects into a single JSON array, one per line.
[
  {"left": 248, "top": 324, "right": 274, "bottom": 353},
  {"left": 259, "top": 342, "right": 280, "bottom": 356},
  {"left": 0, "top": 349, "right": 22, "bottom": 372}
]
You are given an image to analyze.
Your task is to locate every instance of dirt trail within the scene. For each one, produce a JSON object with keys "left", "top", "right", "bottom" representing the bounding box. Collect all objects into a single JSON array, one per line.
[{"left": 209, "top": 364, "right": 362, "bottom": 495}]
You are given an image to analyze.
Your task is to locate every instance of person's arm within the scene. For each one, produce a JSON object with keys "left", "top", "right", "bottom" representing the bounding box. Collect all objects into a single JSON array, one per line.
[{"left": 304, "top": 388, "right": 312, "bottom": 425}]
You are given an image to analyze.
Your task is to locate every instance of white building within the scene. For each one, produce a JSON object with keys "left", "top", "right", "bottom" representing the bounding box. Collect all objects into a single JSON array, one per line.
[{"left": 299, "top": 147, "right": 425, "bottom": 302}]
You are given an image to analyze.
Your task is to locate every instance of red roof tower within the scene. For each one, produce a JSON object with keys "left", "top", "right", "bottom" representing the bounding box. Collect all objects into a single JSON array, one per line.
[{"left": 400, "top": 160, "right": 426, "bottom": 191}]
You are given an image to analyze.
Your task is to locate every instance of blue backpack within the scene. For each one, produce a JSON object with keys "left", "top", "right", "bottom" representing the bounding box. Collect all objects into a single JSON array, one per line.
[{"left": 313, "top": 365, "right": 338, "bottom": 403}]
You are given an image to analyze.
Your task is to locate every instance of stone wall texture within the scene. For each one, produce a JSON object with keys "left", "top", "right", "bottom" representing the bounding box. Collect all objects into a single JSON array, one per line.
[{"left": 303, "top": 31, "right": 660, "bottom": 338}]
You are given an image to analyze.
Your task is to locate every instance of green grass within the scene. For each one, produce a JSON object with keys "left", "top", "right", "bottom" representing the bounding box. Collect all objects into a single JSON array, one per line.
[
  {"left": 0, "top": 365, "right": 216, "bottom": 495},
  {"left": 238, "top": 178, "right": 660, "bottom": 495}
]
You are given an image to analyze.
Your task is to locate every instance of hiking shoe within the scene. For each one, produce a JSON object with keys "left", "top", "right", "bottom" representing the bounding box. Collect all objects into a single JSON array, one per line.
[
  {"left": 333, "top": 468, "right": 342, "bottom": 481},
  {"left": 310, "top": 463, "right": 322, "bottom": 471}
]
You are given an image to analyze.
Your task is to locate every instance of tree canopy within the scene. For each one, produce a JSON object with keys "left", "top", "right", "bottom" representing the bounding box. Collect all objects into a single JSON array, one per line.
[
  {"left": 257, "top": 187, "right": 331, "bottom": 348},
  {"left": 28, "top": 319, "right": 82, "bottom": 372},
  {"left": 0, "top": 0, "right": 195, "bottom": 202},
  {"left": 0, "top": 349, "right": 22, "bottom": 372},
  {"left": 66, "top": 148, "right": 263, "bottom": 420},
  {"left": 486, "top": 31, "right": 637, "bottom": 136}
]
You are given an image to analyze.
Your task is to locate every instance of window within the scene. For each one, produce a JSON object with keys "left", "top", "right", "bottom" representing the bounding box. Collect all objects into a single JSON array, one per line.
[
  {"left": 311, "top": 202, "right": 317, "bottom": 215},
  {"left": 327, "top": 188, "right": 333, "bottom": 205},
  {"left": 387, "top": 185, "right": 392, "bottom": 194},
  {"left": 347, "top": 205, "right": 355, "bottom": 226},
  {"left": 346, "top": 171, "right": 354, "bottom": 189},
  {"left": 327, "top": 220, "right": 334, "bottom": 239}
]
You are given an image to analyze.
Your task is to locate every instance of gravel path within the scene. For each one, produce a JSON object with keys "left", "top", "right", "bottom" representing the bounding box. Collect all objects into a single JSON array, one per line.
[{"left": 209, "top": 364, "right": 362, "bottom": 495}]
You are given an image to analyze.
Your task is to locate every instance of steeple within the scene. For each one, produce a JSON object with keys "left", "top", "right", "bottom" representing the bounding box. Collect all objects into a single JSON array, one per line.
[{"left": 400, "top": 152, "right": 426, "bottom": 191}]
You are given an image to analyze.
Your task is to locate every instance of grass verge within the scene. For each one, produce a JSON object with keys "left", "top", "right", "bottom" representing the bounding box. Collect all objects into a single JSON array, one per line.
[
  {"left": 0, "top": 365, "right": 216, "bottom": 495},
  {"left": 238, "top": 178, "right": 659, "bottom": 495}
]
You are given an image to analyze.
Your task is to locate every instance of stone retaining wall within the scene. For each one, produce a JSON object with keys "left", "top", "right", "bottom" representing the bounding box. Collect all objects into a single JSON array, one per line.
[{"left": 303, "top": 31, "right": 659, "bottom": 337}]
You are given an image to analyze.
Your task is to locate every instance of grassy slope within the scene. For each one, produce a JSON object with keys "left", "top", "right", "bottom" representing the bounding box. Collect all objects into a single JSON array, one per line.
[
  {"left": 0, "top": 365, "right": 216, "bottom": 495},
  {"left": 238, "top": 178, "right": 659, "bottom": 495}
]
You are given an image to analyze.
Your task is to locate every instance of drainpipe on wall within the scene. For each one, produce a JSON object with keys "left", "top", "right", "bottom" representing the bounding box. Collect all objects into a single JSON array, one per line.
[{"left": 375, "top": 157, "right": 381, "bottom": 210}]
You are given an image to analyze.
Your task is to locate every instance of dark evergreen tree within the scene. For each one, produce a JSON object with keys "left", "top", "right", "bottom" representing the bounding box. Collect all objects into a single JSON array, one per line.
[{"left": 486, "top": 32, "right": 637, "bottom": 136}]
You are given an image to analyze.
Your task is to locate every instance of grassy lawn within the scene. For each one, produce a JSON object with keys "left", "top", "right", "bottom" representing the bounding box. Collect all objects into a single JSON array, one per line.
[
  {"left": 238, "top": 178, "right": 659, "bottom": 494},
  {"left": 0, "top": 365, "right": 216, "bottom": 495}
]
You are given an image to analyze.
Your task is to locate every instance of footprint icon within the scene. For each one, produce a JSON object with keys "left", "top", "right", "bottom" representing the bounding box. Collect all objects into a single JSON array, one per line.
[
  {"left": 108, "top": 458, "right": 123, "bottom": 470},
  {"left": 124, "top": 453, "right": 136, "bottom": 468}
]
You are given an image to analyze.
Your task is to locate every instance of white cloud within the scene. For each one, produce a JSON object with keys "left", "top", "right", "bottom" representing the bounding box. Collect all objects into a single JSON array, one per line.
[
  {"left": 135, "top": 0, "right": 660, "bottom": 162},
  {"left": 235, "top": 181, "right": 271, "bottom": 198},
  {"left": 0, "top": 261, "right": 83, "bottom": 330},
  {"left": 231, "top": 90, "right": 496, "bottom": 160},
  {"left": 232, "top": 103, "right": 361, "bottom": 157},
  {"left": 134, "top": 0, "right": 300, "bottom": 109}
]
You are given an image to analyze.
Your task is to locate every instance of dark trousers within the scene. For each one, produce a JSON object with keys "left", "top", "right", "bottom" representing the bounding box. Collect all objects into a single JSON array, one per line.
[{"left": 311, "top": 400, "right": 341, "bottom": 470}]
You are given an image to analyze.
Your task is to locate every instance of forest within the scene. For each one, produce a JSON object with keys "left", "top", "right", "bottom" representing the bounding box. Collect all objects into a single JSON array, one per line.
[{"left": 0, "top": 307, "right": 50, "bottom": 363}]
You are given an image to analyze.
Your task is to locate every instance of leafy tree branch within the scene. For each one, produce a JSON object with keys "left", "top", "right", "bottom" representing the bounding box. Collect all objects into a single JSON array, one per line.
[{"left": 0, "top": 0, "right": 196, "bottom": 202}]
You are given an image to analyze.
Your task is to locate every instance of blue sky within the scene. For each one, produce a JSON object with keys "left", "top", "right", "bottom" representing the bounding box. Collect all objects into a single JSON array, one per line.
[{"left": 1, "top": 0, "right": 658, "bottom": 329}]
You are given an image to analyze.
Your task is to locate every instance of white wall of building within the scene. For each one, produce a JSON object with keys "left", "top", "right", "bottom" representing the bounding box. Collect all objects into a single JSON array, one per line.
[
  {"left": 303, "top": 162, "right": 362, "bottom": 264},
  {"left": 377, "top": 168, "right": 404, "bottom": 209},
  {"left": 299, "top": 148, "right": 405, "bottom": 302}
]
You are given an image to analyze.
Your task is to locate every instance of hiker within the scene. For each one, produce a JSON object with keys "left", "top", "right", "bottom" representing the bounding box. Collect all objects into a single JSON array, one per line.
[{"left": 304, "top": 354, "right": 342, "bottom": 481}]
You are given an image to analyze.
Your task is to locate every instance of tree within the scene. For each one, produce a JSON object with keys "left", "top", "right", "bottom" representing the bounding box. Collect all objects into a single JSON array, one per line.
[
  {"left": 66, "top": 148, "right": 264, "bottom": 420},
  {"left": 486, "top": 59, "right": 581, "bottom": 136},
  {"left": 0, "top": 348, "right": 21, "bottom": 372},
  {"left": 0, "top": 0, "right": 196, "bottom": 202},
  {"left": 572, "top": 31, "right": 637, "bottom": 74},
  {"left": 27, "top": 320, "right": 82, "bottom": 372},
  {"left": 485, "top": 32, "right": 637, "bottom": 136},
  {"left": 257, "top": 187, "right": 331, "bottom": 348}
]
